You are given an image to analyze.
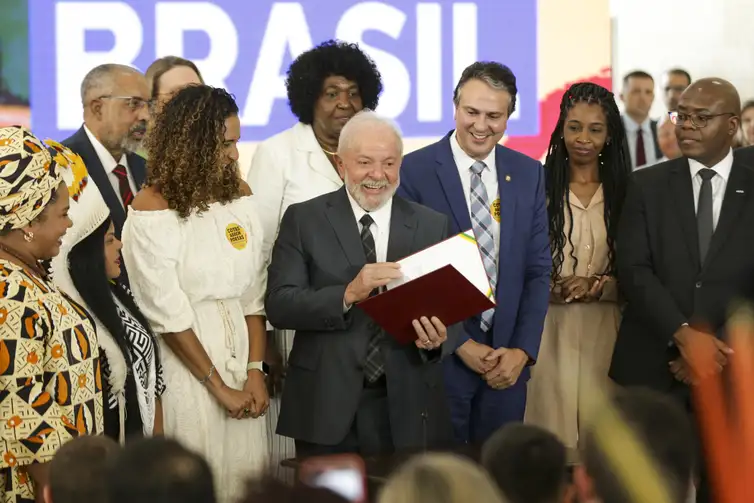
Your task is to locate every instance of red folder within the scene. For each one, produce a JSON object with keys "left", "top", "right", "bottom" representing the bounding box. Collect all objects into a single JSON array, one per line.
[{"left": 357, "top": 264, "right": 495, "bottom": 345}]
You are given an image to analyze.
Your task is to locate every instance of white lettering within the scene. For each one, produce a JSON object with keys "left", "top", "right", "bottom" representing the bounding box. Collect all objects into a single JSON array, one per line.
[
  {"left": 242, "top": 3, "right": 313, "bottom": 126},
  {"left": 336, "top": 3, "right": 410, "bottom": 119},
  {"left": 56, "top": 2, "right": 142, "bottom": 130},
  {"left": 154, "top": 3, "right": 238, "bottom": 90},
  {"left": 452, "top": 3, "right": 477, "bottom": 85},
  {"left": 416, "top": 3, "right": 442, "bottom": 122}
]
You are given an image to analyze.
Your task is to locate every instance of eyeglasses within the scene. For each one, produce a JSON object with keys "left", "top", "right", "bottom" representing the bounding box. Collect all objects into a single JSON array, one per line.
[
  {"left": 668, "top": 111, "right": 737, "bottom": 128},
  {"left": 98, "top": 95, "right": 151, "bottom": 111}
]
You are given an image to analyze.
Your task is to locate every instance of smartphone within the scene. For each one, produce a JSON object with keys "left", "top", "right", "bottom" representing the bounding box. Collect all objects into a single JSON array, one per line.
[{"left": 299, "top": 454, "right": 367, "bottom": 503}]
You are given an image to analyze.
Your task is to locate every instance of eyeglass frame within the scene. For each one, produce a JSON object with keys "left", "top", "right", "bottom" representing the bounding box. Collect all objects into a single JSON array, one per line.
[
  {"left": 668, "top": 110, "right": 738, "bottom": 129},
  {"left": 97, "top": 95, "right": 152, "bottom": 111}
]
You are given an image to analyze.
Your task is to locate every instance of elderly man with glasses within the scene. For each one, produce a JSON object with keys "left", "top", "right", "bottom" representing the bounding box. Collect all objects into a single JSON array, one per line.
[{"left": 62, "top": 64, "right": 150, "bottom": 238}]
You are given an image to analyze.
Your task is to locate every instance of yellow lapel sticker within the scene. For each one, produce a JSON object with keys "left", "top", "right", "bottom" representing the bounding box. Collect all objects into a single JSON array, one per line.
[
  {"left": 491, "top": 198, "right": 501, "bottom": 222},
  {"left": 225, "top": 223, "right": 248, "bottom": 250}
]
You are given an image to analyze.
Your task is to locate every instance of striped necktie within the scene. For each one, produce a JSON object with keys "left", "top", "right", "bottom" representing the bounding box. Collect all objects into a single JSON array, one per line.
[{"left": 470, "top": 161, "right": 496, "bottom": 331}]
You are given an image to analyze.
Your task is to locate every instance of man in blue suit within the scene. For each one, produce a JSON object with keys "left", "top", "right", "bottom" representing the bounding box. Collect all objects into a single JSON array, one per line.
[{"left": 397, "top": 61, "right": 550, "bottom": 443}]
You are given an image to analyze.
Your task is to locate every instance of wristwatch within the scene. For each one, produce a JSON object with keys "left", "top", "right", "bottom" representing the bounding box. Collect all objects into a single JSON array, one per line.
[{"left": 247, "top": 361, "right": 267, "bottom": 375}]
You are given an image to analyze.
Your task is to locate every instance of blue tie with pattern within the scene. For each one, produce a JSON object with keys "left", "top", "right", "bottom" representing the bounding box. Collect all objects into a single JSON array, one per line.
[{"left": 470, "top": 161, "right": 497, "bottom": 331}]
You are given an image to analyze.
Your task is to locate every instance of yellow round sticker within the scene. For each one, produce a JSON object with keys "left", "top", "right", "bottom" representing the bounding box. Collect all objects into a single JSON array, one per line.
[
  {"left": 491, "top": 198, "right": 501, "bottom": 222},
  {"left": 225, "top": 223, "right": 248, "bottom": 250}
]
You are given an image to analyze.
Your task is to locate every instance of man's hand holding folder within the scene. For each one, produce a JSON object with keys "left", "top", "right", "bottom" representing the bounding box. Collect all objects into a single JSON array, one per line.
[
  {"left": 358, "top": 230, "right": 495, "bottom": 349},
  {"left": 346, "top": 262, "right": 448, "bottom": 350}
]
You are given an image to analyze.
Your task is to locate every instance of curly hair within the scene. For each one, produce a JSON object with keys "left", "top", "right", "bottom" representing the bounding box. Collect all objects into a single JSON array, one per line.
[
  {"left": 285, "top": 40, "right": 383, "bottom": 124},
  {"left": 544, "top": 82, "right": 631, "bottom": 281},
  {"left": 145, "top": 85, "right": 241, "bottom": 218}
]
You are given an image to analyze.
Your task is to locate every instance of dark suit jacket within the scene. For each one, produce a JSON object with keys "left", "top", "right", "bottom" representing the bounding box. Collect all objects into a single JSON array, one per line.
[
  {"left": 62, "top": 126, "right": 146, "bottom": 237},
  {"left": 266, "top": 187, "right": 457, "bottom": 448},
  {"left": 610, "top": 147, "right": 754, "bottom": 393},
  {"left": 396, "top": 131, "right": 551, "bottom": 364}
]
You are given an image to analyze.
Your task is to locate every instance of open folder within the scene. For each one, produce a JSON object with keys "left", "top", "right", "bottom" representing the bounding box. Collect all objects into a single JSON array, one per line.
[{"left": 358, "top": 229, "right": 495, "bottom": 345}]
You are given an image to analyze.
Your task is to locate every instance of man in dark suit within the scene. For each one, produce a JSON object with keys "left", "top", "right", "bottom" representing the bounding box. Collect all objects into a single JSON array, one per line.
[
  {"left": 620, "top": 70, "right": 662, "bottom": 169},
  {"left": 63, "top": 64, "right": 149, "bottom": 237},
  {"left": 266, "top": 110, "right": 458, "bottom": 456},
  {"left": 397, "top": 62, "right": 551, "bottom": 444},
  {"left": 610, "top": 78, "right": 754, "bottom": 503}
]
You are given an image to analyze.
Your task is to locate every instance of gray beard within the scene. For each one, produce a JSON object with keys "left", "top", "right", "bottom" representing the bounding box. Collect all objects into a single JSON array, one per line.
[{"left": 120, "top": 135, "right": 143, "bottom": 154}]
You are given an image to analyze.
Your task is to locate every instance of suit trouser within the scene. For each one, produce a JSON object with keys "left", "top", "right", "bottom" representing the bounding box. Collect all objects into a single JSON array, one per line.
[
  {"left": 443, "top": 353, "right": 528, "bottom": 444},
  {"left": 295, "top": 376, "right": 394, "bottom": 458}
]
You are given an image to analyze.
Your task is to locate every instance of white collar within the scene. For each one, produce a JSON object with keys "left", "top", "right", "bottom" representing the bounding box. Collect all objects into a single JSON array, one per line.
[
  {"left": 83, "top": 124, "right": 128, "bottom": 174},
  {"left": 450, "top": 130, "right": 496, "bottom": 172},
  {"left": 688, "top": 149, "right": 734, "bottom": 182},
  {"left": 346, "top": 188, "right": 393, "bottom": 231},
  {"left": 623, "top": 115, "right": 652, "bottom": 133}
]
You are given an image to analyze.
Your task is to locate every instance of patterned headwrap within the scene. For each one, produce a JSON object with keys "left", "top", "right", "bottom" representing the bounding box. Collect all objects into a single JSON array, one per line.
[{"left": 0, "top": 126, "right": 88, "bottom": 232}]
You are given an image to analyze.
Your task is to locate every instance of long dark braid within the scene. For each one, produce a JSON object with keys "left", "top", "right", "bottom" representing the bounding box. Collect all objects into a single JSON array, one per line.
[{"left": 544, "top": 82, "right": 632, "bottom": 281}]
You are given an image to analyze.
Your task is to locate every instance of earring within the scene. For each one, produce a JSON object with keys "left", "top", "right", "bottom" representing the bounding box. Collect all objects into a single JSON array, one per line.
[
  {"left": 599, "top": 152, "right": 604, "bottom": 166},
  {"left": 23, "top": 231, "right": 33, "bottom": 243}
]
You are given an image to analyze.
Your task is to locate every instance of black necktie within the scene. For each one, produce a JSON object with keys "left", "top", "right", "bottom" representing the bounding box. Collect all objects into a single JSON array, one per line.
[
  {"left": 360, "top": 214, "right": 384, "bottom": 382},
  {"left": 360, "top": 214, "right": 377, "bottom": 264},
  {"left": 697, "top": 168, "right": 716, "bottom": 263}
]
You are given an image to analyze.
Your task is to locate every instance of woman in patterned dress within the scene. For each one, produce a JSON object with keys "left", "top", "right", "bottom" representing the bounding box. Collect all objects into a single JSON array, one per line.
[
  {"left": 121, "top": 85, "right": 269, "bottom": 503},
  {"left": 49, "top": 179, "right": 165, "bottom": 444},
  {"left": 0, "top": 126, "right": 103, "bottom": 502}
]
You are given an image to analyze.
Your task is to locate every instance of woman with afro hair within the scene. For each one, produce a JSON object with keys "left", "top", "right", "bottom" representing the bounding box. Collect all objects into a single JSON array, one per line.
[
  {"left": 245, "top": 39, "right": 382, "bottom": 480},
  {"left": 523, "top": 82, "right": 631, "bottom": 451}
]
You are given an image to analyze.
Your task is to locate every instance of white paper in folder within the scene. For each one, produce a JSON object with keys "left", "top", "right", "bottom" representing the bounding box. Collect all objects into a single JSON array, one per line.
[{"left": 386, "top": 229, "right": 495, "bottom": 302}]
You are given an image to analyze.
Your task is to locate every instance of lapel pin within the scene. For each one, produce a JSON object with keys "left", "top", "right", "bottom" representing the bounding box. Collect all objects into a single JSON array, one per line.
[
  {"left": 737, "top": 189, "right": 745, "bottom": 194},
  {"left": 505, "top": 175, "right": 511, "bottom": 182}
]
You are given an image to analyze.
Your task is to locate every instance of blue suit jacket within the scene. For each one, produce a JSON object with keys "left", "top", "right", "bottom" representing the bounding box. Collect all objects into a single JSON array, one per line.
[{"left": 397, "top": 131, "right": 550, "bottom": 361}]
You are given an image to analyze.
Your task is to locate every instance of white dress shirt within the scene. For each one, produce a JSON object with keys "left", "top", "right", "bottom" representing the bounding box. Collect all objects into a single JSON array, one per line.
[
  {"left": 83, "top": 125, "right": 138, "bottom": 206},
  {"left": 689, "top": 149, "right": 733, "bottom": 230},
  {"left": 346, "top": 189, "right": 392, "bottom": 263},
  {"left": 623, "top": 115, "right": 659, "bottom": 169},
  {"left": 449, "top": 131, "right": 500, "bottom": 260}
]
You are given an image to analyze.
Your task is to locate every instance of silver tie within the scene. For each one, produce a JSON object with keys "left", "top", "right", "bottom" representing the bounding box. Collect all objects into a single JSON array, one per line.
[{"left": 469, "top": 161, "right": 497, "bottom": 331}]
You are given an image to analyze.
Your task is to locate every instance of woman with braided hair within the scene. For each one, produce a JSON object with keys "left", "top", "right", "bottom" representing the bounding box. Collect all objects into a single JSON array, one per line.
[{"left": 524, "top": 82, "right": 631, "bottom": 450}]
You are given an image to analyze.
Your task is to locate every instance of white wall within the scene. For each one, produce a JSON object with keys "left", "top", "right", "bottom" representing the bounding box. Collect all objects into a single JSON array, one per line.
[{"left": 610, "top": 0, "right": 754, "bottom": 119}]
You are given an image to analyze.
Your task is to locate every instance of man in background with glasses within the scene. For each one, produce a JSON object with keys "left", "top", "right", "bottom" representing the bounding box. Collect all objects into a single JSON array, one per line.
[
  {"left": 62, "top": 64, "right": 150, "bottom": 238},
  {"left": 610, "top": 77, "right": 754, "bottom": 503}
]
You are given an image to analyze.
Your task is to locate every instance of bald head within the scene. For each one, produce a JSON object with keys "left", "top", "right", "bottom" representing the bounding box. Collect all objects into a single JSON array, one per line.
[
  {"left": 681, "top": 78, "right": 741, "bottom": 115},
  {"left": 675, "top": 77, "right": 741, "bottom": 166}
]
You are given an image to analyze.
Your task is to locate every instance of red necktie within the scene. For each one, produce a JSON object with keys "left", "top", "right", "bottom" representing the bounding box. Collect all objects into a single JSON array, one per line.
[
  {"left": 112, "top": 164, "right": 134, "bottom": 207},
  {"left": 635, "top": 129, "right": 647, "bottom": 167}
]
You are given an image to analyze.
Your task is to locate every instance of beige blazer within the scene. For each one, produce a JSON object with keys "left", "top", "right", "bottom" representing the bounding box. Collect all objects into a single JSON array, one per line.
[{"left": 246, "top": 122, "right": 344, "bottom": 265}]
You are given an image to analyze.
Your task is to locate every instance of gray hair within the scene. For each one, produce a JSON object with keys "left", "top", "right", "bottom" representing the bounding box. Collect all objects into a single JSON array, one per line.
[
  {"left": 337, "top": 109, "right": 403, "bottom": 156},
  {"left": 80, "top": 64, "right": 142, "bottom": 105}
]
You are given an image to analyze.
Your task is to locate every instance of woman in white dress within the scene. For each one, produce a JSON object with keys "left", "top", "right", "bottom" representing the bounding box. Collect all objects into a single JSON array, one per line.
[
  {"left": 121, "top": 84, "right": 269, "bottom": 503},
  {"left": 246, "top": 40, "right": 383, "bottom": 478}
]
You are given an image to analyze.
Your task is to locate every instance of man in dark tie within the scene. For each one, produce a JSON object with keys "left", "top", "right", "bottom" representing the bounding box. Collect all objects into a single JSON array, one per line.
[
  {"left": 620, "top": 70, "right": 662, "bottom": 169},
  {"left": 266, "top": 110, "right": 458, "bottom": 456},
  {"left": 63, "top": 64, "right": 149, "bottom": 237},
  {"left": 610, "top": 78, "right": 754, "bottom": 503}
]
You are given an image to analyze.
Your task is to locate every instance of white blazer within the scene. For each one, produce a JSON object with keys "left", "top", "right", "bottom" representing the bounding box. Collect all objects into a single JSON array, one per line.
[{"left": 246, "top": 122, "right": 344, "bottom": 265}]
